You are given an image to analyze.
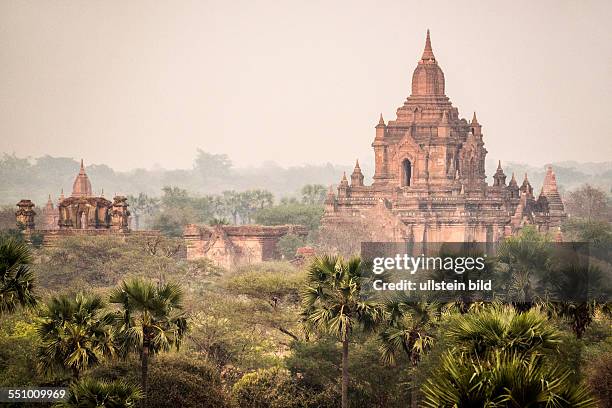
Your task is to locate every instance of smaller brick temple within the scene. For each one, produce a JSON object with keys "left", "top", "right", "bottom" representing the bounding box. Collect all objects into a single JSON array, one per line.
[
  {"left": 183, "top": 224, "right": 308, "bottom": 269},
  {"left": 16, "top": 160, "right": 136, "bottom": 245}
]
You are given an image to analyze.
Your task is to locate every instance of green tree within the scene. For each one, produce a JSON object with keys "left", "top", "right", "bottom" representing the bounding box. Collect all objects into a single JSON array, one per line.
[
  {"left": 193, "top": 149, "right": 233, "bottom": 179},
  {"left": 150, "top": 210, "right": 189, "bottom": 237},
  {"left": 378, "top": 298, "right": 438, "bottom": 407},
  {"left": 91, "top": 354, "right": 233, "bottom": 408},
  {"left": 301, "top": 255, "right": 382, "bottom": 408},
  {"left": 0, "top": 206, "right": 16, "bottom": 230},
  {"left": 226, "top": 262, "right": 303, "bottom": 342},
  {"left": 548, "top": 264, "right": 609, "bottom": 338},
  {"left": 0, "top": 237, "right": 37, "bottom": 314},
  {"left": 57, "top": 378, "right": 142, "bottom": 408},
  {"left": 563, "top": 218, "right": 612, "bottom": 254},
  {"left": 232, "top": 367, "right": 313, "bottom": 408},
  {"left": 109, "top": 278, "right": 188, "bottom": 404},
  {"left": 254, "top": 203, "right": 324, "bottom": 231},
  {"left": 564, "top": 184, "right": 609, "bottom": 222},
  {"left": 160, "top": 186, "right": 191, "bottom": 210},
  {"left": 236, "top": 190, "right": 275, "bottom": 223},
  {"left": 127, "top": 193, "right": 159, "bottom": 230},
  {"left": 251, "top": 189, "right": 274, "bottom": 210},
  {"left": 221, "top": 190, "right": 242, "bottom": 224},
  {"left": 286, "top": 338, "right": 407, "bottom": 407},
  {"left": 379, "top": 298, "right": 438, "bottom": 366},
  {"left": 37, "top": 292, "right": 116, "bottom": 380},
  {"left": 421, "top": 305, "right": 597, "bottom": 407},
  {"left": 300, "top": 184, "right": 327, "bottom": 205},
  {"left": 496, "top": 226, "right": 552, "bottom": 310},
  {"left": 0, "top": 312, "right": 45, "bottom": 387}
]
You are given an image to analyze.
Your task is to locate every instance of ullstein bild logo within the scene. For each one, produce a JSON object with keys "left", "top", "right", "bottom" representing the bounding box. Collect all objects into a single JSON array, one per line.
[{"left": 360, "top": 242, "right": 611, "bottom": 303}]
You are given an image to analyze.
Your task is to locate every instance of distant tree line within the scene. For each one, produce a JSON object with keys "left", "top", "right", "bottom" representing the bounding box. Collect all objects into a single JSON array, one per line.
[
  {"left": 130, "top": 183, "right": 327, "bottom": 237},
  {"left": 0, "top": 151, "right": 354, "bottom": 207}
]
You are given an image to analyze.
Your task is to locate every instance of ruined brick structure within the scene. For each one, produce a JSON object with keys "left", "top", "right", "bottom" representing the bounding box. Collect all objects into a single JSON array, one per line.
[
  {"left": 183, "top": 224, "right": 308, "bottom": 269},
  {"left": 322, "top": 31, "right": 566, "bottom": 243}
]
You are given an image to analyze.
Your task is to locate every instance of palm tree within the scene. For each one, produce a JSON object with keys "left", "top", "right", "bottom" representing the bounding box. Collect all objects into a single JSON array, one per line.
[
  {"left": 421, "top": 305, "right": 597, "bottom": 407},
  {"left": 109, "top": 278, "right": 188, "bottom": 404},
  {"left": 301, "top": 184, "right": 327, "bottom": 205},
  {"left": 496, "top": 226, "right": 552, "bottom": 311},
  {"left": 301, "top": 255, "right": 382, "bottom": 408},
  {"left": 547, "top": 263, "right": 608, "bottom": 338},
  {"left": 379, "top": 297, "right": 438, "bottom": 366},
  {"left": 251, "top": 189, "right": 274, "bottom": 210},
  {"left": 378, "top": 297, "right": 438, "bottom": 408},
  {"left": 423, "top": 350, "right": 597, "bottom": 407},
  {"left": 37, "top": 292, "right": 116, "bottom": 380},
  {"left": 57, "top": 378, "right": 142, "bottom": 407},
  {"left": 0, "top": 237, "right": 37, "bottom": 314},
  {"left": 221, "top": 190, "right": 241, "bottom": 224}
]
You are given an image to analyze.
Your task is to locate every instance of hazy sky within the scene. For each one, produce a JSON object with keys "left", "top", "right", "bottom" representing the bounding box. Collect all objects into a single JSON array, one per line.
[{"left": 1, "top": 0, "right": 610, "bottom": 171}]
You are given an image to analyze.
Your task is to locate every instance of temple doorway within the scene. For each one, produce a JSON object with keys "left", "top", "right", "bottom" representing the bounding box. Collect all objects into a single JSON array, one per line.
[
  {"left": 79, "top": 211, "right": 87, "bottom": 229},
  {"left": 402, "top": 159, "right": 412, "bottom": 186}
]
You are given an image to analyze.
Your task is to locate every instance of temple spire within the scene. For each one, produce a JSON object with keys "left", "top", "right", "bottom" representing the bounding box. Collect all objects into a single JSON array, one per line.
[
  {"left": 378, "top": 113, "right": 385, "bottom": 126},
  {"left": 472, "top": 112, "right": 478, "bottom": 124},
  {"left": 351, "top": 160, "right": 364, "bottom": 187},
  {"left": 509, "top": 172, "right": 518, "bottom": 188},
  {"left": 45, "top": 194, "right": 53, "bottom": 209},
  {"left": 542, "top": 165, "right": 559, "bottom": 194},
  {"left": 421, "top": 29, "right": 435, "bottom": 61},
  {"left": 493, "top": 160, "right": 506, "bottom": 187},
  {"left": 72, "top": 159, "right": 93, "bottom": 197},
  {"left": 340, "top": 172, "right": 349, "bottom": 186}
]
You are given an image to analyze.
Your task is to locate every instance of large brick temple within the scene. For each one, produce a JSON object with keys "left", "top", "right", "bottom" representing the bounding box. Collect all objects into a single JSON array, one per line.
[{"left": 322, "top": 31, "right": 566, "bottom": 243}]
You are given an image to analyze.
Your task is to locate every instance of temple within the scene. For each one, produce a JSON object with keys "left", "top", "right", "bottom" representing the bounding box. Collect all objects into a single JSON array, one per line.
[
  {"left": 16, "top": 160, "right": 134, "bottom": 245},
  {"left": 322, "top": 31, "right": 566, "bottom": 242},
  {"left": 17, "top": 161, "right": 306, "bottom": 266},
  {"left": 183, "top": 224, "right": 308, "bottom": 269}
]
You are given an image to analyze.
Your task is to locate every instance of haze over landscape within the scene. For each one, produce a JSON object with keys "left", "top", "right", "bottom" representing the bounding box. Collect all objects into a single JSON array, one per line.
[
  {"left": 1, "top": 0, "right": 611, "bottom": 172},
  {"left": 0, "top": 4, "right": 611, "bottom": 408}
]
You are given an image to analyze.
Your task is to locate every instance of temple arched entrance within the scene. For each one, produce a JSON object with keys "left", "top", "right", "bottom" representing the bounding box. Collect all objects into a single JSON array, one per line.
[
  {"left": 402, "top": 159, "right": 412, "bottom": 186},
  {"left": 78, "top": 210, "right": 87, "bottom": 229}
]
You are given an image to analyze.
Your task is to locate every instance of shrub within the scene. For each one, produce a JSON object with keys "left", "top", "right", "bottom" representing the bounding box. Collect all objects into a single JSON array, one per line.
[
  {"left": 233, "top": 367, "right": 335, "bottom": 408},
  {"left": 584, "top": 351, "right": 612, "bottom": 408},
  {"left": 91, "top": 354, "right": 232, "bottom": 408}
]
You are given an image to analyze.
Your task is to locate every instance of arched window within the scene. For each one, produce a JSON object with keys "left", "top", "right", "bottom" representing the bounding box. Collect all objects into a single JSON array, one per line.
[{"left": 402, "top": 159, "right": 412, "bottom": 187}]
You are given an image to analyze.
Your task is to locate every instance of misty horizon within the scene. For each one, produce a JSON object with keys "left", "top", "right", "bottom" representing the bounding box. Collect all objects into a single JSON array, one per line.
[
  {"left": 3, "top": 151, "right": 612, "bottom": 174},
  {"left": 1, "top": 1, "right": 611, "bottom": 171}
]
